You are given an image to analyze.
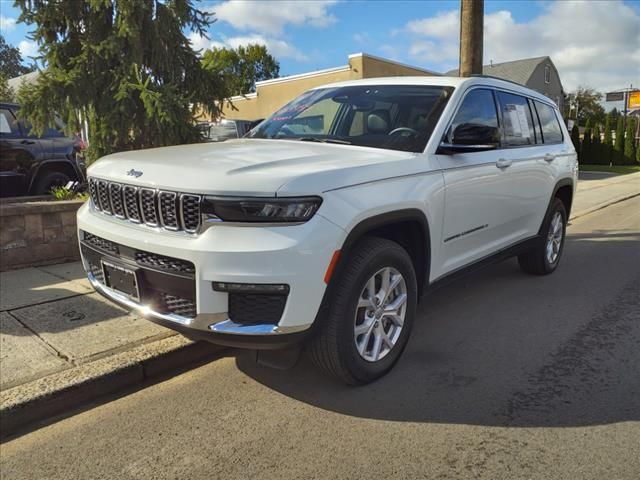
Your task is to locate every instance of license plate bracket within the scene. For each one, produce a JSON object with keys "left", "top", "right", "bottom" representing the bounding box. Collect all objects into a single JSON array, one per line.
[{"left": 101, "top": 260, "right": 140, "bottom": 301}]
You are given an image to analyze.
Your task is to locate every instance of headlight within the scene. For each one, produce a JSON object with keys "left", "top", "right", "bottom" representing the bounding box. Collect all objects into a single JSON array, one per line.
[{"left": 202, "top": 196, "right": 322, "bottom": 223}]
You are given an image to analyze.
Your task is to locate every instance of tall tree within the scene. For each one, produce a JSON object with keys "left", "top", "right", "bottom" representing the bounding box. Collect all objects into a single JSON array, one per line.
[
  {"left": 566, "top": 87, "right": 605, "bottom": 126},
  {"left": 15, "top": 0, "right": 230, "bottom": 162},
  {"left": 581, "top": 119, "right": 592, "bottom": 164},
  {"left": 613, "top": 116, "right": 625, "bottom": 165},
  {"left": 592, "top": 124, "right": 602, "bottom": 165},
  {"left": 624, "top": 117, "right": 636, "bottom": 165},
  {"left": 0, "top": 34, "right": 36, "bottom": 78},
  {"left": 201, "top": 44, "right": 279, "bottom": 96},
  {"left": 603, "top": 112, "right": 613, "bottom": 166},
  {"left": 570, "top": 123, "right": 580, "bottom": 152}
]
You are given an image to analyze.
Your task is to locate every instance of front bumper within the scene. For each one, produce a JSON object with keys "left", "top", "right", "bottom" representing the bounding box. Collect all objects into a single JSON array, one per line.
[{"left": 77, "top": 202, "right": 344, "bottom": 348}]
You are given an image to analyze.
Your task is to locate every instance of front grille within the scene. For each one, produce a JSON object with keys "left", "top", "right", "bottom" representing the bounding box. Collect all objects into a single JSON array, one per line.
[
  {"left": 228, "top": 293, "right": 287, "bottom": 325},
  {"left": 159, "top": 191, "right": 178, "bottom": 229},
  {"left": 159, "top": 293, "right": 197, "bottom": 318},
  {"left": 83, "top": 232, "right": 119, "bottom": 255},
  {"left": 123, "top": 186, "right": 141, "bottom": 222},
  {"left": 89, "top": 178, "right": 201, "bottom": 233},
  {"left": 135, "top": 251, "right": 195, "bottom": 274},
  {"left": 89, "top": 263, "right": 105, "bottom": 284},
  {"left": 109, "top": 183, "right": 125, "bottom": 218}
]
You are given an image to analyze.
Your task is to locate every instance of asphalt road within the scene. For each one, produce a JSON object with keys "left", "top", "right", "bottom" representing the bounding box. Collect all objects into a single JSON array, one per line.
[{"left": 2, "top": 196, "right": 639, "bottom": 480}]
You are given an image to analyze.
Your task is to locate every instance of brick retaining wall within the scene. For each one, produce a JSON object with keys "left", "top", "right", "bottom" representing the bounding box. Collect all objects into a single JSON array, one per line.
[{"left": 0, "top": 197, "right": 84, "bottom": 271}]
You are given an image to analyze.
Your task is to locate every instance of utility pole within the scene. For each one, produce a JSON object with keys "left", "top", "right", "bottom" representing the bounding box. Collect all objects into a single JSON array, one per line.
[{"left": 459, "top": 0, "right": 484, "bottom": 77}]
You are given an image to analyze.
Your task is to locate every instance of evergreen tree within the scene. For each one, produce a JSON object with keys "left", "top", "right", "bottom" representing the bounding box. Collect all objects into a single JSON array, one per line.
[
  {"left": 570, "top": 123, "right": 580, "bottom": 152},
  {"left": 613, "top": 116, "right": 625, "bottom": 165},
  {"left": 624, "top": 117, "right": 636, "bottom": 165},
  {"left": 592, "top": 124, "right": 602, "bottom": 165},
  {"left": 603, "top": 112, "right": 613, "bottom": 166},
  {"left": 15, "top": 0, "right": 230, "bottom": 162},
  {"left": 581, "top": 119, "right": 592, "bottom": 164}
]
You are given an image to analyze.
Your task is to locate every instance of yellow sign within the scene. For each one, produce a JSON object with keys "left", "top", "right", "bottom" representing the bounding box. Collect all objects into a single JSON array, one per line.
[{"left": 629, "top": 90, "right": 640, "bottom": 110}]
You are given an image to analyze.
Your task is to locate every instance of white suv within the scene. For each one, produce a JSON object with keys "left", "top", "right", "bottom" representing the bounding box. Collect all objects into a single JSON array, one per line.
[{"left": 78, "top": 76, "right": 577, "bottom": 384}]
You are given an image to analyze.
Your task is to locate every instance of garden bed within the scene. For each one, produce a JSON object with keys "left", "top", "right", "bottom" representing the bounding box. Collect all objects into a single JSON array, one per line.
[{"left": 0, "top": 196, "right": 85, "bottom": 271}]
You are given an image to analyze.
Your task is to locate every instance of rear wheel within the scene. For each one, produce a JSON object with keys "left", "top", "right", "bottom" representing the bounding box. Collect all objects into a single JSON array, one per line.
[
  {"left": 34, "top": 171, "right": 71, "bottom": 195},
  {"left": 308, "top": 237, "right": 417, "bottom": 385},
  {"left": 518, "top": 198, "right": 567, "bottom": 275}
]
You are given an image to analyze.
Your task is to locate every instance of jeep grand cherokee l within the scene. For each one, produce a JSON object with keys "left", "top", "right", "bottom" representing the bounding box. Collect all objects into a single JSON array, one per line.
[{"left": 78, "top": 76, "right": 577, "bottom": 384}]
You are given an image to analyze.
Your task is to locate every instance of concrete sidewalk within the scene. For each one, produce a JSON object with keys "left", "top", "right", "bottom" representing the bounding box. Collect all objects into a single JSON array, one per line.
[
  {"left": 0, "top": 169, "right": 638, "bottom": 438},
  {"left": 571, "top": 171, "right": 640, "bottom": 219},
  {"left": 0, "top": 263, "right": 222, "bottom": 437}
]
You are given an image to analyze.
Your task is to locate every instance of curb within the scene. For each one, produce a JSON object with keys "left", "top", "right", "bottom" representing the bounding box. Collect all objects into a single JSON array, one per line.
[
  {"left": 570, "top": 192, "right": 640, "bottom": 221},
  {"left": 0, "top": 335, "right": 224, "bottom": 440}
]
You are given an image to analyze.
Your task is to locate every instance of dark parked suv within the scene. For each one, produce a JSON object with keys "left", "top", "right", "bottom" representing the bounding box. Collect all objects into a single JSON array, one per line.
[{"left": 0, "top": 102, "right": 86, "bottom": 197}]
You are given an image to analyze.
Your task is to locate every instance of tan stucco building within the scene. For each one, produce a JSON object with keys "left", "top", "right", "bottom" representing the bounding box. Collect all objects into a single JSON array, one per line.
[{"left": 218, "top": 52, "right": 439, "bottom": 121}]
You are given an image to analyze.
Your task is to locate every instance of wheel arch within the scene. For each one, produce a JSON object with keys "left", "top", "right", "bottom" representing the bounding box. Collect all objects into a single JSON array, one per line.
[
  {"left": 29, "top": 160, "right": 79, "bottom": 193},
  {"left": 337, "top": 209, "right": 431, "bottom": 296}
]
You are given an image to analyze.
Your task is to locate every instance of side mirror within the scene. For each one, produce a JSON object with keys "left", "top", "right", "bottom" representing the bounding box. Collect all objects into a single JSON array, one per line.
[{"left": 437, "top": 123, "right": 500, "bottom": 154}]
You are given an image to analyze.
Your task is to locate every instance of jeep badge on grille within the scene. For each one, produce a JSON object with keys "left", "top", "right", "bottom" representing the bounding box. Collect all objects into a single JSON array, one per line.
[{"left": 126, "top": 169, "right": 143, "bottom": 178}]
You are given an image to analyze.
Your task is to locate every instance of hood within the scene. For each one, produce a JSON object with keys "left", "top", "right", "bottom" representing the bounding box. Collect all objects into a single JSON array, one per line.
[{"left": 87, "top": 139, "right": 417, "bottom": 196}]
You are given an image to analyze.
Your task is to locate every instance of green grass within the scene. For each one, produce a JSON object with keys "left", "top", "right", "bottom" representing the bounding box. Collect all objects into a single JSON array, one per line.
[{"left": 579, "top": 164, "right": 640, "bottom": 175}]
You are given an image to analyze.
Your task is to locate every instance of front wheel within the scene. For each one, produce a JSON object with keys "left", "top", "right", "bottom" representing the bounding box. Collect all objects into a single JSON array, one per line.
[
  {"left": 308, "top": 237, "right": 417, "bottom": 385},
  {"left": 518, "top": 198, "right": 567, "bottom": 275}
]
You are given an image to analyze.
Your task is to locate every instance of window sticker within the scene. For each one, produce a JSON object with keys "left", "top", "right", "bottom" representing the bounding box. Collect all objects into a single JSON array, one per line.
[
  {"left": 503, "top": 104, "right": 531, "bottom": 139},
  {"left": 0, "top": 113, "right": 11, "bottom": 134}
]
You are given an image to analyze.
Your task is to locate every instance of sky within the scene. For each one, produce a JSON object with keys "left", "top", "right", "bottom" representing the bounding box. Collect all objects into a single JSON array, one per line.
[{"left": 1, "top": 0, "right": 639, "bottom": 98}]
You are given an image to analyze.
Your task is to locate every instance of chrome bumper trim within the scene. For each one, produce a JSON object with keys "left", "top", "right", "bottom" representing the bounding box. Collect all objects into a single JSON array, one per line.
[
  {"left": 210, "top": 320, "right": 309, "bottom": 335},
  {"left": 87, "top": 271, "right": 195, "bottom": 325},
  {"left": 86, "top": 271, "right": 311, "bottom": 336}
]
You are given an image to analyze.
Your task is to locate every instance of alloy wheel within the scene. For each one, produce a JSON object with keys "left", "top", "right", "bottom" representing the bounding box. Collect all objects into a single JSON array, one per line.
[{"left": 353, "top": 267, "right": 407, "bottom": 362}]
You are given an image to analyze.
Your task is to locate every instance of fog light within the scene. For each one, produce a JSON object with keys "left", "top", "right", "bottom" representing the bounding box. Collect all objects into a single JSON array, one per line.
[{"left": 212, "top": 282, "right": 289, "bottom": 295}]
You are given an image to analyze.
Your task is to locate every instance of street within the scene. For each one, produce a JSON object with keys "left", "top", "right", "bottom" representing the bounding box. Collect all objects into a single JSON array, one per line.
[{"left": 2, "top": 195, "right": 639, "bottom": 480}]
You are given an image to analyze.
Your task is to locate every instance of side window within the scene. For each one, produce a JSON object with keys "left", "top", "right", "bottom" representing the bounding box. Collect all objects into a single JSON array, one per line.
[
  {"left": 496, "top": 91, "right": 536, "bottom": 146},
  {"left": 528, "top": 99, "right": 543, "bottom": 144},
  {"left": 446, "top": 89, "right": 499, "bottom": 144},
  {"left": 534, "top": 101, "right": 563, "bottom": 144},
  {"left": 0, "top": 109, "right": 20, "bottom": 135}
]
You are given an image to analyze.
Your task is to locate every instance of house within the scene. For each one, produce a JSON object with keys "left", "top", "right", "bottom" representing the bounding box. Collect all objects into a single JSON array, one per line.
[{"left": 446, "top": 56, "right": 565, "bottom": 112}]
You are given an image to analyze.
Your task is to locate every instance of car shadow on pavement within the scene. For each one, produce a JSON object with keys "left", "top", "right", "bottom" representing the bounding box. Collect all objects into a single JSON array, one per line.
[{"left": 237, "top": 231, "right": 640, "bottom": 428}]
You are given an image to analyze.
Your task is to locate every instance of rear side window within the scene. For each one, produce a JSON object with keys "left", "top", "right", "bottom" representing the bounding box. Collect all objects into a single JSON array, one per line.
[
  {"left": 534, "top": 101, "right": 563, "bottom": 144},
  {"left": 446, "top": 89, "right": 498, "bottom": 143},
  {"left": 496, "top": 91, "right": 536, "bottom": 146},
  {"left": 0, "top": 109, "right": 20, "bottom": 135}
]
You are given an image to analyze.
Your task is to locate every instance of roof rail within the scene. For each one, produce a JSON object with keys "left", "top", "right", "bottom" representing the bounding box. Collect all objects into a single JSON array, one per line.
[{"left": 467, "top": 74, "right": 525, "bottom": 88}]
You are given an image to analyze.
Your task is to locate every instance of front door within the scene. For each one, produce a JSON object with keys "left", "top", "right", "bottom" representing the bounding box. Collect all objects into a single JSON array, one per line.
[{"left": 435, "top": 88, "right": 515, "bottom": 276}]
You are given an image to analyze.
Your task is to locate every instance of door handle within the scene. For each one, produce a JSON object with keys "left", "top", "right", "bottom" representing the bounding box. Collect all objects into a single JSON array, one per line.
[
  {"left": 543, "top": 153, "right": 555, "bottom": 162},
  {"left": 496, "top": 158, "right": 512, "bottom": 169},
  {"left": 20, "top": 139, "right": 36, "bottom": 145}
]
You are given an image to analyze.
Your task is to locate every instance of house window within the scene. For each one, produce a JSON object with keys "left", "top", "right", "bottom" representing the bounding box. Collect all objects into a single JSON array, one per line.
[{"left": 544, "top": 65, "right": 551, "bottom": 84}]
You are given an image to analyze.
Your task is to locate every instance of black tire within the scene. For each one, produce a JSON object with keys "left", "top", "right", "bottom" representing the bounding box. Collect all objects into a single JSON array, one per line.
[
  {"left": 518, "top": 198, "right": 567, "bottom": 275},
  {"left": 308, "top": 237, "right": 417, "bottom": 385},
  {"left": 34, "top": 171, "right": 71, "bottom": 195}
]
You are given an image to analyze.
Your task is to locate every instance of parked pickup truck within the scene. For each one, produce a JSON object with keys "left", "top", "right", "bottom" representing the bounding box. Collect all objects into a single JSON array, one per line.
[{"left": 78, "top": 76, "right": 577, "bottom": 384}]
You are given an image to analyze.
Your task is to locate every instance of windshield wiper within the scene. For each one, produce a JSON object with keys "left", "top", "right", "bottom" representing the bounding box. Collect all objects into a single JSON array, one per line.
[{"left": 297, "top": 137, "right": 352, "bottom": 145}]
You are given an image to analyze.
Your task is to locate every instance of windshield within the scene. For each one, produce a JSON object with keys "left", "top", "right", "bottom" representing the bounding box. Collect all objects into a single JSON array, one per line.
[{"left": 247, "top": 84, "right": 454, "bottom": 152}]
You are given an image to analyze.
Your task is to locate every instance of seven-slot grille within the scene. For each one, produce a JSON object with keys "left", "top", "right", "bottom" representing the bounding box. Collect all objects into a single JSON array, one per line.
[{"left": 89, "top": 178, "right": 201, "bottom": 233}]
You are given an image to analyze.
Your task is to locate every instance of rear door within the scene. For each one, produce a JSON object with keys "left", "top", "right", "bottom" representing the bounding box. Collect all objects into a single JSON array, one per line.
[
  {"left": 492, "top": 91, "right": 552, "bottom": 240},
  {"left": 435, "top": 88, "right": 516, "bottom": 275}
]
